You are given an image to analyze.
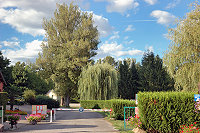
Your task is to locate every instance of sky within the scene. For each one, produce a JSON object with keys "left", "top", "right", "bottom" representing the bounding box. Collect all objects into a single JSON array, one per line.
[{"left": 0, "top": 0, "right": 196, "bottom": 65}]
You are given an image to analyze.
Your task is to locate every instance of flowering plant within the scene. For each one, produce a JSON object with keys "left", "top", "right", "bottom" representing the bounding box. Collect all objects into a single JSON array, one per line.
[
  {"left": 194, "top": 101, "right": 200, "bottom": 113},
  {"left": 7, "top": 114, "right": 21, "bottom": 121},
  {"left": 126, "top": 115, "right": 142, "bottom": 129},
  {"left": 6, "top": 110, "right": 27, "bottom": 115},
  {"left": 25, "top": 114, "right": 42, "bottom": 122},
  {"left": 179, "top": 122, "right": 200, "bottom": 133}
]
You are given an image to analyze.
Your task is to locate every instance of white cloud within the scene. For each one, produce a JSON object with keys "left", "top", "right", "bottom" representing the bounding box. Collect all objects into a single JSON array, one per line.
[
  {"left": 145, "top": 45, "right": 154, "bottom": 52},
  {"left": 125, "top": 25, "right": 135, "bottom": 32},
  {"left": 124, "top": 36, "right": 129, "bottom": 40},
  {"left": 144, "top": 0, "right": 158, "bottom": 5},
  {"left": 2, "top": 41, "right": 20, "bottom": 48},
  {"left": 94, "top": 41, "right": 143, "bottom": 59},
  {"left": 166, "top": 0, "right": 181, "bottom": 9},
  {"left": 11, "top": 37, "right": 18, "bottom": 41},
  {"left": 109, "top": 31, "right": 119, "bottom": 40},
  {"left": 95, "top": 0, "right": 139, "bottom": 14},
  {"left": 93, "top": 14, "right": 113, "bottom": 37},
  {"left": 124, "top": 40, "right": 134, "bottom": 44},
  {"left": 151, "top": 10, "right": 176, "bottom": 25},
  {"left": 0, "top": 0, "right": 111, "bottom": 37},
  {"left": 2, "top": 40, "right": 42, "bottom": 64}
]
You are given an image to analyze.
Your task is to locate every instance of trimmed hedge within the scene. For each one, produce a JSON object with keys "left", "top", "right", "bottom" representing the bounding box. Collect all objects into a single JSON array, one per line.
[
  {"left": 80, "top": 99, "right": 136, "bottom": 120},
  {"left": 0, "top": 92, "right": 8, "bottom": 122},
  {"left": 137, "top": 91, "right": 200, "bottom": 133},
  {"left": 33, "top": 95, "right": 60, "bottom": 109}
]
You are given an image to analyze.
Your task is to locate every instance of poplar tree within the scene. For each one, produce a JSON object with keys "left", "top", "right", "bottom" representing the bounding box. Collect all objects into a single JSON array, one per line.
[
  {"left": 163, "top": 2, "right": 200, "bottom": 91},
  {"left": 36, "top": 3, "right": 99, "bottom": 106},
  {"left": 78, "top": 63, "right": 118, "bottom": 100}
]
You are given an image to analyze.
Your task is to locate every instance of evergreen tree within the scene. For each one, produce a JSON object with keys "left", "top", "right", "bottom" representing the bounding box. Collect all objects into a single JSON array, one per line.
[
  {"left": 139, "top": 51, "right": 174, "bottom": 92},
  {"left": 36, "top": 3, "right": 99, "bottom": 106},
  {"left": 78, "top": 63, "right": 118, "bottom": 100}
]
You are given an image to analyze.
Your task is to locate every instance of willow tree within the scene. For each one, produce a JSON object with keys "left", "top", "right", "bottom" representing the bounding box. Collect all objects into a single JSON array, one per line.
[
  {"left": 78, "top": 63, "right": 118, "bottom": 100},
  {"left": 36, "top": 3, "right": 99, "bottom": 106},
  {"left": 163, "top": 2, "right": 200, "bottom": 91}
]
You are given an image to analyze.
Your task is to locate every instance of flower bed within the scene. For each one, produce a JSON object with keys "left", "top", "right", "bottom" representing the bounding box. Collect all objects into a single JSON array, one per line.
[
  {"left": 25, "top": 114, "right": 47, "bottom": 124},
  {"left": 179, "top": 122, "right": 200, "bottom": 133},
  {"left": 6, "top": 110, "right": 27, "bottom": 115}
]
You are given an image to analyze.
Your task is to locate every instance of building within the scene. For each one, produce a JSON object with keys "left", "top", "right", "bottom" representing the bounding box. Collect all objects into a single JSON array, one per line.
[
  {"left": 0, "top": 71, "right": 6, "bottom": 92},
  {"left": 46, "top": 89, "right": 61, "bottom": 103}
]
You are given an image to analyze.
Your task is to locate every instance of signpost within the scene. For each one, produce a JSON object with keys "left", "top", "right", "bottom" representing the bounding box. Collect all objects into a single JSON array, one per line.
[
  {"left": 32, "top": 105, "right": 47, "bottom": 115},
  {"left": 0, "top": 106, "right": 3, "bottom": 125},
  {"left": 194, "top": 94, "right": 200, "bottom": 102}
]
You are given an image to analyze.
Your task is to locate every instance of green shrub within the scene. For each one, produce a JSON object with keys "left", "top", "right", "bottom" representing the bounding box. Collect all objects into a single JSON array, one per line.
[
  {"left": 34, "top": 95, "right": 59, "bottom": 109},
  {"left": 80, "top": 99, "right": 136, "bottom": 120},
  {"left": 23, "top": 90, "right": 36, "bottom": 104},
  {"left": 137, "top": 91, "right": 200, "bottom": 133}
]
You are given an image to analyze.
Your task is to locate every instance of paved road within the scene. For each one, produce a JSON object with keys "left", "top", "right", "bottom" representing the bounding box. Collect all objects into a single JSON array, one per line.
[{"left": 6, "top": 110, "right": 118, "bottom": 133}]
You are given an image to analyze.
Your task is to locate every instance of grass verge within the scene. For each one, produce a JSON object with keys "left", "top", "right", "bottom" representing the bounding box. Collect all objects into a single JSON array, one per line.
[{"left": 97, "top": 111, "right": 133, "bottom": 133}]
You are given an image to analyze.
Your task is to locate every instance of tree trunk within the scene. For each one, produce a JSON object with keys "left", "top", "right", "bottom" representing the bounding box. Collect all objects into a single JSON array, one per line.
[
  {"left": 10, "top": 96, "right": 14, "bottom": 111},
  {"left": 60, "top": 95, "right": 70, "bottom": 107},
  {"left": 65, "top": 94, "right": 70, "bottom": 107}
]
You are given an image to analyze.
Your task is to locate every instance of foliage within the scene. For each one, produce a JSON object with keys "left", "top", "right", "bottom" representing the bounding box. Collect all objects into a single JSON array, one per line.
[
  {"left": 0, "top": 92, "right": 8, "bottom": 121},
  {"left": 36, "top": 3, "right": 99, "bottom": 106},
  {"left": 7, "top": 114, "right": 21, "bottom": 121},
  {"left": 80, "top": 99, "right": 136, "bottom": 120},
  {"left": 23, "top": 90, "right": 36, "bottom": 104},
  {"left": 0, "top": 51, "right": 10, "bottom": 70},
  {"left": 6, "top": 110, "right": 27, "bottom": 115},
  {"left": 126, "top": 115, "right": 142, "bottom": 129},
  {"left": 34, "top": 95, "right": 59, "bottom": 109},
  {"left": 137, "top": 91, "right": 200, "bottom": 132},
  {"left": 25, "top": 114, "right": 42, "bottom": 122},
  {"left": 102, "top": 56, "right": 118, "bottom": 67},
  {"left": 163, "top": 2, "right": 200, "bottom": 91},
  {"left": 118, "top": 58, "right": 139, "bottom": 99},
  {"left": 78, "top": 63, "right": 118, "bottom": 100},
  {"left": 180, "top": 122, "right": 200, "bottom": 133},
  {"left": 139, "top": 51, "right": 174, "bottom": 92}
]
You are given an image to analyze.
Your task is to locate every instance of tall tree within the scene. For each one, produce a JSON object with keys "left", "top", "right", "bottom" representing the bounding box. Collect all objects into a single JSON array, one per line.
[
  {"left": 102, "top": 56, "right": 118, "bottom": 67},
  {"left": 36, "top": 3, "right": 99, "bottom": 106},
  {"left": 0, "top": 51, "right": 10, "bottom": 70},
  {"left": 163, "top": 2, "right": 200, "bottom": 91},
  {"left": 118, "top": 60, "right": 129, "bottom": 99},
  {"left": 139, "top": 51, "right": 174, "bottom": 92},
  {"left": 78, "top": 63, "right": 118, "bottom": 100}
]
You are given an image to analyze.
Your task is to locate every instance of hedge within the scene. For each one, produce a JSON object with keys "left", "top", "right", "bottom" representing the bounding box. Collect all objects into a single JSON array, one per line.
[
  {"left": 80, "top": 99, "right": 136, "bottom": 120},
  {"left": 33, "top": 95, "right": 60, "bottom": 109},
  {"left": 0, "top": 92, "right": 8, "bottom": 122},
  {"left": 137, "top": 91, "right": 200, "bottom": 133}
]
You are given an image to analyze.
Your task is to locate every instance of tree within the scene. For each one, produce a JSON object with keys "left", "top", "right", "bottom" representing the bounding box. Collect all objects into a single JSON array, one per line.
[
  {"left": 163, "top": 2, "right": 200, "bottom": 92},
  {"left": 102, "top": 56, "right": 118, "bottom": 67},
  {"left": 78, "top": 63, "right": 118, "bottom": 100},
  {"left": 118, "top": 58, "right": 139, "bottom": 99},
  {"left": 139, "top": 51, "right": 174, "bottom": 92},
  {"left": 118, "top": 60, "right": 129, "bottom": 99},
  {"left": 36, "top": 3, "right": 99, "bottom": 106},
  {"left": 0, "top": 51, "right": 10, "bottom": 70}
]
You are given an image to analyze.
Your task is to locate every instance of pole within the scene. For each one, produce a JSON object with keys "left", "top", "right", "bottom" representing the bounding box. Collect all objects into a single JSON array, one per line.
[
  {"left": 50, "top": 110, "right": 52, "bottom": 123},
  {"left": 1, "top": 106, "right": 3, "bottom": 125},
  {"left": 54, "top": 109, "right": 56, "bottom": 120}
]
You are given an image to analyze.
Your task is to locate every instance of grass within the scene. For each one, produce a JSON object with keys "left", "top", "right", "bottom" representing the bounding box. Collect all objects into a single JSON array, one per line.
[{"left": 97, "top": 111, "right": 133, "bottom": 133}]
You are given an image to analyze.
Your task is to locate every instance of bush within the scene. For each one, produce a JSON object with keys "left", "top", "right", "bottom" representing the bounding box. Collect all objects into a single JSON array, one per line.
[
  {"left": 137, "top": 91, "right": 200, "bottom": 133},
  {"left": 23, "top": 90, "right": 36, "bottom": 104},
  {"left": 80, "top": 99, "right": 136, "bottom": 120},
  {"left": 33, "top": 95, "right": 59, "bottom": 109}
]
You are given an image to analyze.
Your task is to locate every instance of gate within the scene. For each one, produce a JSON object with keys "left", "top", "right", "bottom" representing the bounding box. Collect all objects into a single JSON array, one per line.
[{"left": 124, "top": 107, "right": 136, "bottom": 130}]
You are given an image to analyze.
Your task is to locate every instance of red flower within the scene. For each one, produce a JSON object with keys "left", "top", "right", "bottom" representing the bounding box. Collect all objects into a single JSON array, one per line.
[
  {"left": 194, "top": 122, "right": 197, "bottom": 124},
  {"left": 191, "top": 124, "right": 193, "bottom": 126}
]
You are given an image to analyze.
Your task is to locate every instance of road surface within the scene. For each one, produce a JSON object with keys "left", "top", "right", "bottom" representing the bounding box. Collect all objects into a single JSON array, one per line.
[{"left": 6, "top": 110, "right": 118, "bottom": 133}]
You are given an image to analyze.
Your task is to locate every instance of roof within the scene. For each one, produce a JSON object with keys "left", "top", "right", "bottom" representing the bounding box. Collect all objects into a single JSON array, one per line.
[{"left": 0, "top": 70, "right": 7, "bottom": 85}]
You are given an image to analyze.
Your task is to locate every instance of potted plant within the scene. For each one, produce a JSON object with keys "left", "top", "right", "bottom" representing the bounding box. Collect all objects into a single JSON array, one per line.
[
  {"left": 25, "top": 114, "right": 42, "bottom": 125},
  {"left": 7, "top": 114, "right": 21, "bottom": 129}
]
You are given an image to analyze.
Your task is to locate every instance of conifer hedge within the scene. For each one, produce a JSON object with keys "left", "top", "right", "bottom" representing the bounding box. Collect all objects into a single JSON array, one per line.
[
  {"left": 137, "top": 91, "right": 200, "bottom": 132},
  {"left": 80, "top": 99, "right": 136, "bottom": 119}
]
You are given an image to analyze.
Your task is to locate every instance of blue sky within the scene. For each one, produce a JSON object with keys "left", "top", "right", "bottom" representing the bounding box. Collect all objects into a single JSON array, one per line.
[{"left": 0, "top": 0, "right": 195, "bottom": 64}]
